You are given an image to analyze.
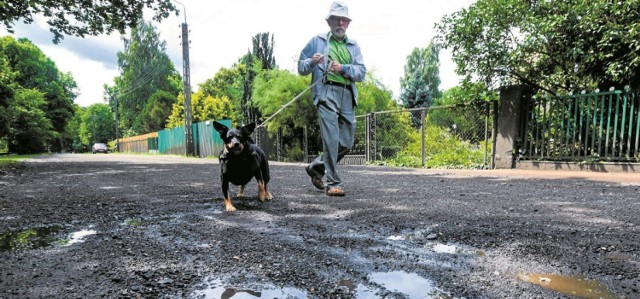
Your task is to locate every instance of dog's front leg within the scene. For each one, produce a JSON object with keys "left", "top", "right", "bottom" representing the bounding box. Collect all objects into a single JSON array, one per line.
[
  {"left": 251, "top": 153, "right": 269, "bottom": 202},
  {"left": 221, "top": 176, "right": 236, "bottom": 212}
]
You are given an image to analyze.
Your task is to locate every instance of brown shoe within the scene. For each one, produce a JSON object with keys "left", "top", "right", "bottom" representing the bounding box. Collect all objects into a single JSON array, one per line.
[
  {"left": 305, "top": 166, "right": 324, "bottom": 190},
  {"left": 326, "top": 187, "right": 345, "bottom": 196}
]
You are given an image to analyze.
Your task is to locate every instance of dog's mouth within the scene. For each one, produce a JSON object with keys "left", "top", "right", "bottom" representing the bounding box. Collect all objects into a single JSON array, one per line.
[{"left": 225, "top": 142, "right": 244, "bottom": 154}]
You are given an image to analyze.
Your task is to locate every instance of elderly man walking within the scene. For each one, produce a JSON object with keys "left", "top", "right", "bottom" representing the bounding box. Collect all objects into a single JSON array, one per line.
[{"left": 298, "top": 1, "right": 367, "bottom": 196}]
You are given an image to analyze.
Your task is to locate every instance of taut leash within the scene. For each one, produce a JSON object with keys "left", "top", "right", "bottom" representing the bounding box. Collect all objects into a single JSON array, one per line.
[{"left": 257, "top": 63, "right": 333, "bottom": 129}]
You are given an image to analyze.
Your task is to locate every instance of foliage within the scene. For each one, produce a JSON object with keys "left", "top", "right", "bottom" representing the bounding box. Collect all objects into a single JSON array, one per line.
[
  {"left": 166, "top": 91, "right": 235, "bottom": 129},
  {"left": 6, "top": 88, "right": 53, "bottom": 154},
  {"left": 252, "top": 69, "right": 314, "bottom": 135},
  {"left": 436, "top": 0, "right": 640, "bottom": 93},
  {"left": 400, "top": 41, "right": 442, "bottom": 100},
  {"left": 252, "top": 32, "right": 276, "bottom": 70},
  {"left": 110, "top": 20, "right": 180, "bottom": 136},
  {"left": 383, "top": 124, "right": 487, "bottom": 169},
  {"left": 356, "top": 71, "right": 397, "bottom": 114},
  {"left": 140, "top": 90, "right": 174, "bottom": 133},
  {"left": 198, "top": 65, "right": 245, "bottom": 122},
  {"left": 0, "top": 0, "right": 178, "bottom": 44},
  {"left": 61, "top": 104, "right": 83, "bottom": 152},
  {"left": 0, "top": 36, "right": 77, "bottom": 152},
  {"left": 79, "top": 104, "right": 115, "bottom": 145},
  {"left": 429, "top": 83, "right": 497, "bottom": 143}
]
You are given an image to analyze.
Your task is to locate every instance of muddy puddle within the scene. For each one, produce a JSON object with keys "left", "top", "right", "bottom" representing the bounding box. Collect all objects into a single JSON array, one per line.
[
  {"left": 0, "top": 225, "right": 96, "bottom": 251},
  {"left": 517, "top": 272, "right": 615, "bottom": 299},
  {"left": 192, "top": 278, "right": 307, "bottom": 298}
]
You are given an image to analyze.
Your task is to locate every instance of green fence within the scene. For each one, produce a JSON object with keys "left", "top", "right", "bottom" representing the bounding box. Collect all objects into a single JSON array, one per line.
[{"left": 522, "top": 88, "right": 640, "bottom": 162}]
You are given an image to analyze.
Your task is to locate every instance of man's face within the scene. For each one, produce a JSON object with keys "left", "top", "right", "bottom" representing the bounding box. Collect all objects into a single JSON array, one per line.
[{"left": 327, "top": 16, "right": 350, "bottom": 39}]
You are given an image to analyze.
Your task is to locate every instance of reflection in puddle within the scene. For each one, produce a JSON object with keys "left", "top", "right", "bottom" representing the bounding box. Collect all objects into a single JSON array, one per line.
[
  {"left": 193, "top": 278, "right": 307, "bottom": 298},
  {"left": 517, "top": 272, "right": 615, "bottom": 299},
  {"left": 0, "top": 226, "right": 63, "bottom": 251},
  {"left": 337, "top": 280, "right": 378, "bottom": 298},
  {"left": 432, "top": 243, "right": 459, "bottom": 254},
  {"left": 369, "top": 271, "right": 451, "bottom": 299},
  {"left": 63, "top": 229, "right": 97, "bottom": 245}
]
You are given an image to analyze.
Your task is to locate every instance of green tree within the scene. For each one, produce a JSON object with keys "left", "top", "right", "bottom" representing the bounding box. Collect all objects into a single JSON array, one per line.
[
  {"left": 199, "top": 66, "right": 245, "bottom": 122},
  {"left": 1, "top": 0, "right": 178, "bottom": 44},
  {"left": 252, "top": 32, "right": 276, "bottom": 70},
  {"left": 63, "top": 105, "right": 84, "bottom": 152},
  {"left": 79, "top": 104, "right": 115, "bottom": 145},
  {"left": 0, "top": 56, "right": 15, "bottom": 139},
  {"left": 111, "top": 20, "right": 181, "bottom": 136},
  {"left": 166, "top": 90, "right": 235, "bottom": 128},
  {"left": 400, "top": 41, "right": 442, "bottom": 101},
  {"left": 436, "top": 0, "right": 640, "bottom": 93},
  {"left": 7, "top": 88, "right": 53, "bottom": 154},
  {"left": 0, "top": 36, "right": 77, "bottom": 152},
  {"left": 141, "top": 90, "right": 175, "bottom": 133}
]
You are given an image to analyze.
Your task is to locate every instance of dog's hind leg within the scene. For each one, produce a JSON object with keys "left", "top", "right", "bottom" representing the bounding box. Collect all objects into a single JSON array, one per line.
[{"left": 237, "top": 185, "right": 246, "bottom": 197}]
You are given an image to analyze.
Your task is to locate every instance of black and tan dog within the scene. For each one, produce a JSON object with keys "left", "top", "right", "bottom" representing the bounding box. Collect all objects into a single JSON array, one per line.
[{"left": 213, "top": 121, "right": 272, "bottom": 212}]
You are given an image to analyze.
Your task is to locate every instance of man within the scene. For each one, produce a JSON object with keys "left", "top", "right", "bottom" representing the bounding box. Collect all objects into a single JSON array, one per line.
[{"left": 298, "top": 1, "right": 367, "bottom": 196}]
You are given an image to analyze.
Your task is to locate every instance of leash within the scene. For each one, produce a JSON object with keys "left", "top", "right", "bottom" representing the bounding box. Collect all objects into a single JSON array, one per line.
[{"left": 257, "top": 62, "right": 333, "bottom": 129}]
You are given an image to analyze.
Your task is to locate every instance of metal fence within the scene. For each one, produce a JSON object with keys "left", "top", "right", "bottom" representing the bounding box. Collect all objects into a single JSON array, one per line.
[
  {"left": 522, "top": 88, "right": 640, "bottom": 162},
  {"left": 255, "top": 102, "right": 493, "bottom": 169}
]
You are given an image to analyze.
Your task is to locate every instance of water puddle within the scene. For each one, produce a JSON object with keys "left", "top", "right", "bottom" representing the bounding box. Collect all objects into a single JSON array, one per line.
[
  {"left": 368, "top": 271, "right": 451, "bottom": 299},
  {"left": 122, "top": 216, "right": 174, "bottom": 228},
  {"left": 337, "top": 280, "right": 378, "bottom": 298},
  {"left": 0, "top": 226, "right": 97, "bottom": 251},
  {"left": 517, "top": 272, "right": 615, "bottom": 299},
  {"left": 0, "top": 225, "right": 63, "bottom": 251},
  {"left": 192, "top": 278, "right": 307, "bottom": 298},
  {"left": 62, "top": 229, "right": 97, "bottom": 246}
]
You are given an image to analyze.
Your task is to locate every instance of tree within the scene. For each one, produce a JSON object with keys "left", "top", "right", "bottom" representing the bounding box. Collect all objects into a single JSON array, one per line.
[
  {"left": 7, "top": 88, "right": 53, "bottom": 154},
  {"left": 0, "top": 36, "right": 77, "bottom": 152},
  {"left": 199, "top": 66, "right": 245, "bottom": 122},
  {"left": 252, "top": 32, "right": 276, "bottom": 70},
  {"left": 1, "top": 0, "right": 178, "bottom": 44},
  {"left": 436, "top": 0, "right": 640, "bottom": 93},
  {"left": 110, "top": 19, "right": 181, "bottom": 136},
  {"left": 166, "top": 90, "right": 235, "bottom": 129},
  {"left": 79, "top": 104, "right": 115, "bottom": 145},
  {"left": 400, "top": 41, "right": 442, "bottom": 100}
]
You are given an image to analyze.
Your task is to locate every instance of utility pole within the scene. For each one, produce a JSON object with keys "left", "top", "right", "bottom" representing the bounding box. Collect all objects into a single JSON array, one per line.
[
  {"left": 113, "top": 91, "right": 119, "bottom": 153},
  {"left": 176, "top": 0, "right": 194, "bottom": 156}
]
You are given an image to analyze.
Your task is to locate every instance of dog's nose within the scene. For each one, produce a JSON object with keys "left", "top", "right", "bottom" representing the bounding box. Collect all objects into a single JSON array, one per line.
[{"left": 231, "top": 142, "right": 240, "bottom": 148}]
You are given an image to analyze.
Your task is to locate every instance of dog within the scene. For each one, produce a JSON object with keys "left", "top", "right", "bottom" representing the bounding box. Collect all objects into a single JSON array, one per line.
[{"left": 213, "top": 121, "right": 273, "bottom": 212}]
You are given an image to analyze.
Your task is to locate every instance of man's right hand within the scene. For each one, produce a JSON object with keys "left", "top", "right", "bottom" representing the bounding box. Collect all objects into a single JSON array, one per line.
[{"left": 311, "top": 53, "right": 324, "bottom": 66}]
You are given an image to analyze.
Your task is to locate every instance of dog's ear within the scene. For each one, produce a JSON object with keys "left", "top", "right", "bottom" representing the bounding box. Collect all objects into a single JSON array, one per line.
[
  {"left": 241, "top": 123, "right": 256, "bottom": 136},
  {"left": 213, "top": 121, "right": 228, "bottom": 136}
]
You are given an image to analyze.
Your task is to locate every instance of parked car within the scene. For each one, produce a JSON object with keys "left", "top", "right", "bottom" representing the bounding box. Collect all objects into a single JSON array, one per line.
[{"left": 92, "top": 143, "right": 108, "bottom": 154}]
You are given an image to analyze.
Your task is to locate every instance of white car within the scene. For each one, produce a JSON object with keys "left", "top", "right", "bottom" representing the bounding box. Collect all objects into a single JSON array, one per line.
[{"left": 91, "top": 143, "right": 108, "bottom": 154}]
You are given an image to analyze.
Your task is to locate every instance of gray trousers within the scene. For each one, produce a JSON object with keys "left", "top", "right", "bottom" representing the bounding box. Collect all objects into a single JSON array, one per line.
[{"left": 309, "top": 84, "right": 355, "bottom": 188}]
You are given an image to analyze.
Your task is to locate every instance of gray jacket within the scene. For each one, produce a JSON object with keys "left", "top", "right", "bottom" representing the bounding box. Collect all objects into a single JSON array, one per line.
[{"left": 298, "top": 33, "right": 367, "bottom": 106}]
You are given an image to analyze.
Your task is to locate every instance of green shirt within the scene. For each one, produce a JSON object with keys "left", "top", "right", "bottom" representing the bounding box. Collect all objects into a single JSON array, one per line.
[{"left": 327, "top": 33, "right": 351, "bottom": 85}]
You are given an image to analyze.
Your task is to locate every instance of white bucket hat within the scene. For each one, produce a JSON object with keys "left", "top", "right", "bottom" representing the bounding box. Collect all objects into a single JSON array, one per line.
[{"left": 325, "top": 1, "right": 351, "bottom": 21}]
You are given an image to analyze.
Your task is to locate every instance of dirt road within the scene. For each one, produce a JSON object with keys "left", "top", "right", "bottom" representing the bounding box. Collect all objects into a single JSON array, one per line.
[{"left": 1, "top": 154, "right": 638, "bottom": 298}]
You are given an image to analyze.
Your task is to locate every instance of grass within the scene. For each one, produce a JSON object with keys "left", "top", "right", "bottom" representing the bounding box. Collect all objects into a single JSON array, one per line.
[{"left": 0, "top": 154, "right": 38, "bottom": 171}]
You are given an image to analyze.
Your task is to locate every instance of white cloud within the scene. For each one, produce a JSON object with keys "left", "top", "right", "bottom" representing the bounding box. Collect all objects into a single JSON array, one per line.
[{"left": 1, "top": 0, "right": 472, "bottom": 107}]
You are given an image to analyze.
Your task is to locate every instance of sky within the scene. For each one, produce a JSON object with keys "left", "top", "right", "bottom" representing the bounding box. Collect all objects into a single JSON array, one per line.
[{"left": 0, "top": 0, "right": 474, "bottom": 107}]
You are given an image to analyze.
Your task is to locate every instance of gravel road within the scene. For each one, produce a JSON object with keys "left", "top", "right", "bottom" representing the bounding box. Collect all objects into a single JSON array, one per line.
[{"left": 1, "top": 153, "right": 638, "bottom": 298}]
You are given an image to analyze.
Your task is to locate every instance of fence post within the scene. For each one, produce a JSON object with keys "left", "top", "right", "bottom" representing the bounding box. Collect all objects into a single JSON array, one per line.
[
  {"left": 303, "top": 126, "right": 308, "bottom": 163},
  {"left": 421, "top": 109, "right": 426, "bottom": 167},
  {"left": 366, "top": 113, "right": 377, "bottom": 162},
  {"left": 277, "top": 127, "right": 283, "bottom": 162}
]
